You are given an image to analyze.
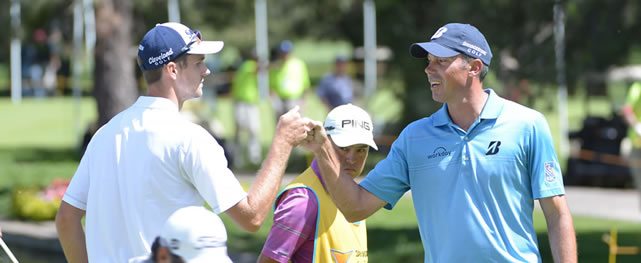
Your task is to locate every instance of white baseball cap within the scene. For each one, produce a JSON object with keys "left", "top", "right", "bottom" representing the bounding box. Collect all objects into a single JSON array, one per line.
[
  {"left": 160, "top": 206, "right": 232, "bottom": 263},
  {"left": 324, "top": 104, "right": 378, "bottom": 150}
]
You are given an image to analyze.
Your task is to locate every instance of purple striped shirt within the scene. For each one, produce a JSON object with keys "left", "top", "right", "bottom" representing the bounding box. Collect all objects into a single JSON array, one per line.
[{"left": 260, "top": 161, "right": 324, "bottom": 262}]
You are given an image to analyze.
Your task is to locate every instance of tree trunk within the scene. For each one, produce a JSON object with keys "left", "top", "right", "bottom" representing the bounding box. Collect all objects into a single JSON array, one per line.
[{"left": 93, "top": 0, "right": 137, "bottom": 127}]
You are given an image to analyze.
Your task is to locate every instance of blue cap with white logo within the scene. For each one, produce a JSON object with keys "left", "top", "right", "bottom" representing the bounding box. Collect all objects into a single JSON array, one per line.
[
  {"left": 277, "top": 40, "right": 294, "bottom": 53},
  {"left": 409, "top": 23, "right": 492, "bottom": 66},
  {"left": 138, "top": 22, "right": 224, "bottom": 71}
]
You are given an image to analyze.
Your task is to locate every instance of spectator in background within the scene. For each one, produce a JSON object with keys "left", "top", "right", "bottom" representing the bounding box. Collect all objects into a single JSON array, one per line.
[
  {"left": 270, "top": 40, "right": 311, "bottom": 120},
  {"left": 620, "top": 81, "right": 641, "bottom": 209},
  {"left": 316, "top": 55, "right": 354, "bottom": 110},
  {"left": 231, "top": 49, "right": 262, "bottom": 167},
  {"left": 22, "top": 28, "right": 50, "bottom": 98},
  {"left": 43, "top": 26, "right": 63, "bottom": 96}
]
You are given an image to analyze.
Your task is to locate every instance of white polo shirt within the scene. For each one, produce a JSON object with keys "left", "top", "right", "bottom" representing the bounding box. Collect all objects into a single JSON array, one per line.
[{"left": 63, "top": 96, "right": 247, "bottom": 262}]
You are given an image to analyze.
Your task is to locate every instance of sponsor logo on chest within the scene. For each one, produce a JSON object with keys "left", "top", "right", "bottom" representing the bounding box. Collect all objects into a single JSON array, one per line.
[{"left": 428, "top": 147, "right": 452, "bottom": 159}]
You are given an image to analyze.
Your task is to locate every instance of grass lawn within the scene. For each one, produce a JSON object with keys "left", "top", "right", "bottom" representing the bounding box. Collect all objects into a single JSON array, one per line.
[
  {"left": 1, "top": 95, "right": 640, "bottom": 262},
  {"left": 0, "top": 97, "right": 96, "bottom": 216}
]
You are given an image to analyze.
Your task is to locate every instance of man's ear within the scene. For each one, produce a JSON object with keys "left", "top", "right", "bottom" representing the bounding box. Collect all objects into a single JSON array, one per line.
[
  {"left": 468, "top": 59, "right": 483, "bottom": 78},
  {"left": 165, "top": 62, "right": 178, "bottom": 78}
]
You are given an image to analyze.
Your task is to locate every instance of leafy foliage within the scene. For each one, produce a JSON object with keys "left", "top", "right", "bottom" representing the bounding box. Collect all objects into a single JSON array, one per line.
[{"left": 4, "top": 0, "right": 641, "bottom": 130}]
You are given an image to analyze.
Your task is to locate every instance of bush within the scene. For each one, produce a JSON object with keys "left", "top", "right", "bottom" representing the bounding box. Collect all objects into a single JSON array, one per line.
[{"left": 11, "top": 179, "right": 69, "bottom": 221}]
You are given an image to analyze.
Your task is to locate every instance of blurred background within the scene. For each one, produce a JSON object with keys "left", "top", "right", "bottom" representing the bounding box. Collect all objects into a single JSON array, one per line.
[{"left": 1, "top": 0, "right": 641, "bottom": 262}]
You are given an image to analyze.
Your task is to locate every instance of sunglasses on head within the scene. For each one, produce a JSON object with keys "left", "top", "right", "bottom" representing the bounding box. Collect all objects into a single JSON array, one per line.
[{"left": 172, "top": 29, "right": 202, "bottom": 61}]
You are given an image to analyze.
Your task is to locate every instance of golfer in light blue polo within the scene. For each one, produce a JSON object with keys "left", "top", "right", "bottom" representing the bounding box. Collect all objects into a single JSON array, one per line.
[{"left": 308, "top": 22, "right": 577, "bottom": 263}]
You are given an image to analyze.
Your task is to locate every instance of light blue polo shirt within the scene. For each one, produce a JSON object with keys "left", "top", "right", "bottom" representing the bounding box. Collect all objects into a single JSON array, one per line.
[{"left": 360, "top": 89, "right": 564, "bottom": 263}]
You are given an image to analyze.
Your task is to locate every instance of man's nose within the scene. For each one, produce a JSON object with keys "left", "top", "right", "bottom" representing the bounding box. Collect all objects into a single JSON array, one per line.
[
  {"left": 345, "top": 151, "right": 356, "bottom": 164},
  {"left": 425, "top": 62, "right": 435, "bottom": 75}
]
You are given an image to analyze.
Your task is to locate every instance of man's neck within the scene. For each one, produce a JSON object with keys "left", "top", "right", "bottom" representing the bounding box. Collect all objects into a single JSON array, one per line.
[
  {"left": 447, "top": 86, "right": 488, "bottom": 132},
  {"left": 147, "top": 83, "right": 181, "bottom": 109}
]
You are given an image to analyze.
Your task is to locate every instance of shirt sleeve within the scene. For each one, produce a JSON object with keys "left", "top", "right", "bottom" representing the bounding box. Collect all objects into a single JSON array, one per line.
[
  {"left": 62, "top": 142, "right": 91, "bottom": 210},
  {"left": 529, "top": 113, "right": 565, "bottom": 199},
  {"left": 360, "top": 128, "right": 411, "bottom": 210},
  {"left": 181, "top": 126, "right": 247, "bottom": 214},
  {"left": 260, "top": 188, "right": 318, "bottom": 263}
]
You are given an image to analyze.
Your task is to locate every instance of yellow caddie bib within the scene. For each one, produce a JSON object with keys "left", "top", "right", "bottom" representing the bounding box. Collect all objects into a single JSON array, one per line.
[{"left": 279, "top": 167, "right": 368, "bottom": 263}]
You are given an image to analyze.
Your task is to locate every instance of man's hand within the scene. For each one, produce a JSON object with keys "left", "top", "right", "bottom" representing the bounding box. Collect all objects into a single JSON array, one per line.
[
  {"left": 300, "top": 123, "right": 328, "bottom": 153},
  {"left": 274, "top": 106, "right": 317, "bottom": 147}
]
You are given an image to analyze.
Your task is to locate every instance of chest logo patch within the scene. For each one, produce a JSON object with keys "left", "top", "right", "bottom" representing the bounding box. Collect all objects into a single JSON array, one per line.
[
  {"left": 428, "top": 147, "right": 452, "bottom": 159},
  {"left": 331, "top": 249, "right": 353, "bottom": 263},
  {"left": 486, "top": 141, "right": 501, "bottom": 155}
]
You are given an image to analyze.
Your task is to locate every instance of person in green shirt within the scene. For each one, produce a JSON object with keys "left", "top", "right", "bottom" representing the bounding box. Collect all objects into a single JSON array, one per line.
[
  {"left": 620, "top": 81, "right": 641, "bottom": 208},
  {"left": 231, "top": 49, "right": 262, "bottom": 166},
  {"left": 269, "top": 40, "right": 311, "bottom": 120}
]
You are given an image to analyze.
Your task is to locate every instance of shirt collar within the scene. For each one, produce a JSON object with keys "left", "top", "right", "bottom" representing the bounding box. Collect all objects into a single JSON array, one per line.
[
  {"left": 432, "top": 88, "right": 503, "bottom": 127},
  {"left": 134, "top": 96, "right": 179, "bottom": 112},
  {"left": 479, "top": 89, "right": 503, "bottom": 120}
]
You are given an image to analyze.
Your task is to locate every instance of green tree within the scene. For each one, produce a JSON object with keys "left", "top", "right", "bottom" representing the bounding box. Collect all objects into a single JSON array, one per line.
[
  {"left": 337, "top": 0, "right": 641, "bottom": 130},
  {"left": 6, "top": 0, "right": 641, "bottom": 133}
]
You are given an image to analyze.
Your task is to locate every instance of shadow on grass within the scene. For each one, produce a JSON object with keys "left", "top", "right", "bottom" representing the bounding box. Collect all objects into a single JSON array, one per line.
[
  {"left": 0, "top": 147, "right": 81, "bottom": 163},
  {"left": 539, "top": 230, "right": 641, "bottom": 263},
  {"left": 368, "top": 227, "right": 423, "bottom": 262},
  {"left": 367, "top": 228, "right": 641, "bottom": 262}
]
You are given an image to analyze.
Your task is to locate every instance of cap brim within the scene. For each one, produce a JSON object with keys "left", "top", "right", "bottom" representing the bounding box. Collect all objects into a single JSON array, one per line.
[
  {"left": 188, "top": 41, "right": 224, "bottom": 55},
  {"left": 409, "top": 42, "right": 459, "bottom": 58},
  {"left": 331, "top": 134, "right": 378, "bottom": 151}
]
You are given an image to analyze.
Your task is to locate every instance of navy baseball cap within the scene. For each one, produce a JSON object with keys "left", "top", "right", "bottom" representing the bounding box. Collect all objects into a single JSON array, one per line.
[
  {"left": 138, "top": 22, "right": 224, "bottom": 71},
  {"left": 277, "top": 40, "right": 293, "bottom": 53},
  {"left": 410, "top": 23, "right": 492, "bottom": 66}
]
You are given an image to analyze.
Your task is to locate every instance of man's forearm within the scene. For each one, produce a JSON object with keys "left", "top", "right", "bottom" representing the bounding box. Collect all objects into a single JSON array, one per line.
[
  {"left": 546, "top": 208, "right": 577, "bottom": 263},
  {"left": 246, "top": 137, "right": 293, "bottom": 227},
  {"left": 55, "top": 203, "right": 88, "bottom": 263}
]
